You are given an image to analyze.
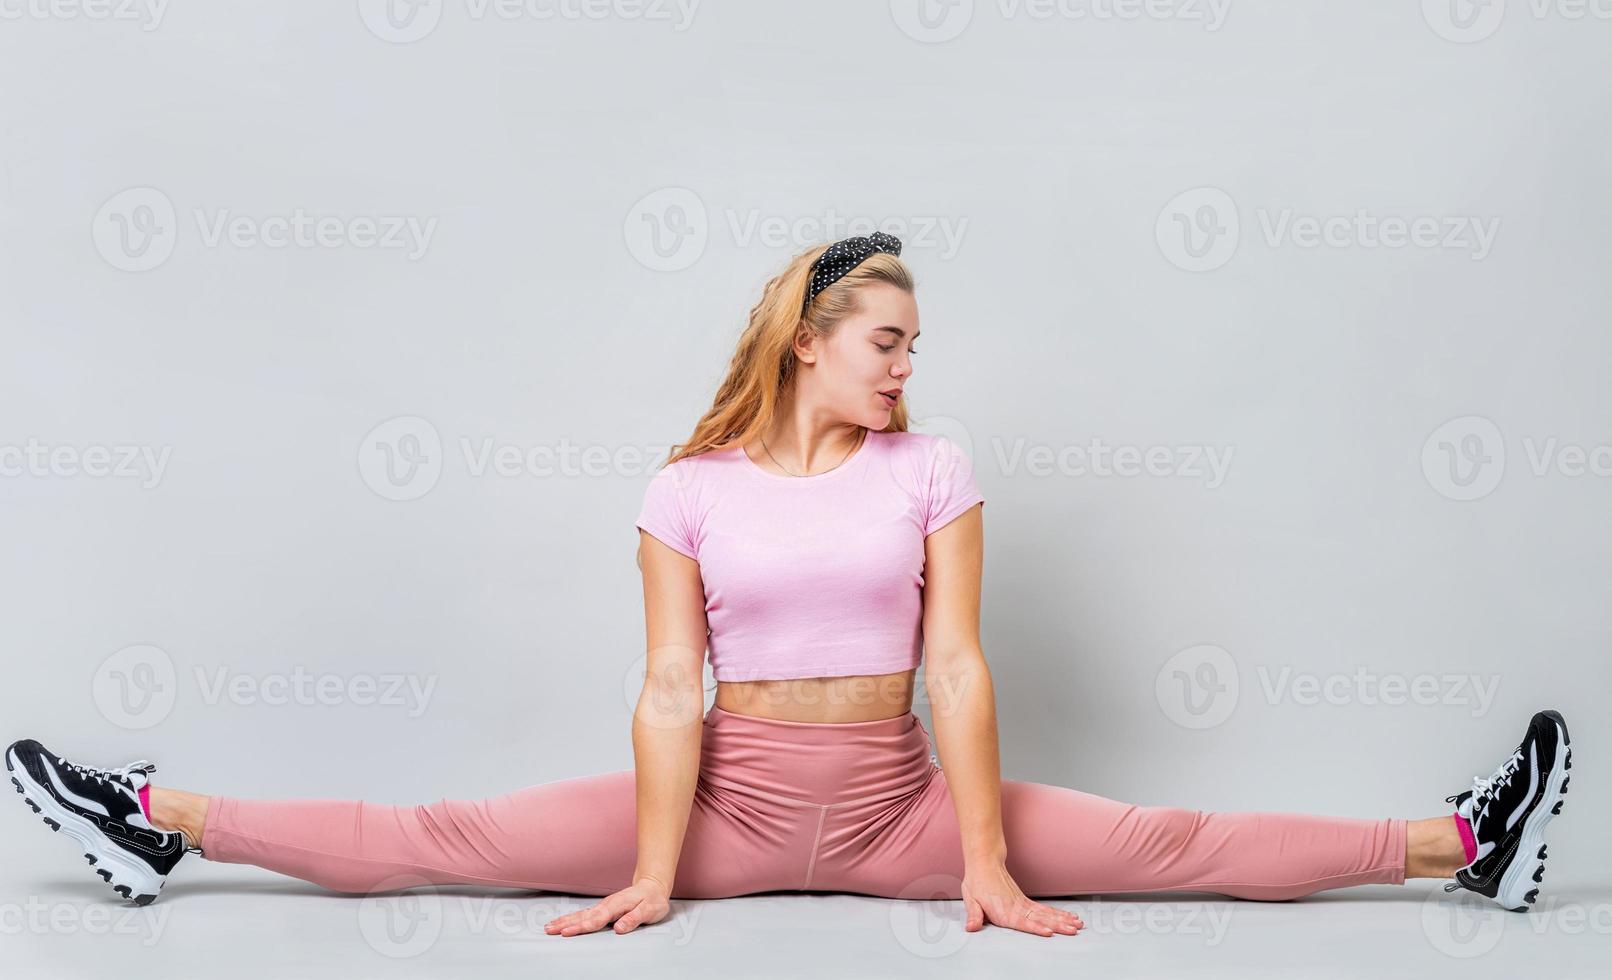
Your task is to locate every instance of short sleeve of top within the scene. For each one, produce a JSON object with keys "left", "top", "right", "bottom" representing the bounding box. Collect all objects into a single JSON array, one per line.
[
  {"left": 922, "top": 435, "right": 985, "bottom": 536},
  {"left": 635, "top": 461, "right": 699, "bottom": 560}
]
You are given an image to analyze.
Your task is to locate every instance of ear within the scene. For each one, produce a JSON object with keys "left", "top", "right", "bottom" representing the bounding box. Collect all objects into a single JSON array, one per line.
[{"left": 792, "top": 320, "right": 818, "bottom": 365}]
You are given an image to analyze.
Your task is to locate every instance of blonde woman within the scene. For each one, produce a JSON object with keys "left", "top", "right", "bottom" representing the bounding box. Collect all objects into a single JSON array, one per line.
[{"left": 7, "top": 234, "right": 1571, "bottom": 935}]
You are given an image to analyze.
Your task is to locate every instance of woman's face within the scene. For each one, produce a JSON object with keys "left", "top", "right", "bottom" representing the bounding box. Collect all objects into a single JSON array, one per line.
[{"left": 803, "top": 282, "right": 919, "bottom": 428}]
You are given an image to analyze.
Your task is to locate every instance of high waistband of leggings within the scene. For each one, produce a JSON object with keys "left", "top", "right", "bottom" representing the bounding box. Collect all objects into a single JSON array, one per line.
[
  {"left": 702, "top": 703, "right": 922, "bottom": 740},
  {"left": 699, "top": 704, "right": 936, "bottom": 806}
]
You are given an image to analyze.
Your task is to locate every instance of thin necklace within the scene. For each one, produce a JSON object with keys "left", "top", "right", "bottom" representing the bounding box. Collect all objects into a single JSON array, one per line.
[{"left": 760, "top": 427, "right": 865, "bottom": 477}]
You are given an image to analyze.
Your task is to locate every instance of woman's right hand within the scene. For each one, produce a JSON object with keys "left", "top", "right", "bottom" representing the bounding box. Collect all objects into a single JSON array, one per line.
[{"left": 544, "top": 874, "right": 672, "bottom": 937}]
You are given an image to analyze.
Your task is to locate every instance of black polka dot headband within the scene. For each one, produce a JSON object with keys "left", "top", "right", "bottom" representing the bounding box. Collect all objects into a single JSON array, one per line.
[{"left": 803, "top": 231, "right": 904, "bottom": 312}]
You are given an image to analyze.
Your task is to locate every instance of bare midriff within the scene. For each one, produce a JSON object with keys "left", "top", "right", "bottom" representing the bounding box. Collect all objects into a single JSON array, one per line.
[{"left": 713, "top": 668, "right": 917, "bottom": 723}]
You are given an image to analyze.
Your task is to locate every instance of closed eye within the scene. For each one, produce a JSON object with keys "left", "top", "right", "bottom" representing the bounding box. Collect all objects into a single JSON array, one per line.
[{"left": 877, "top": 343, "right": 918, "bottom": 354}]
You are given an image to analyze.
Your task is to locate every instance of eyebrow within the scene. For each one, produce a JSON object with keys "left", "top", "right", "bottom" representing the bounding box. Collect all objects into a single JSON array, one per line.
[{"left": 873, "top": 326, "right": 920, "bottom": 341}]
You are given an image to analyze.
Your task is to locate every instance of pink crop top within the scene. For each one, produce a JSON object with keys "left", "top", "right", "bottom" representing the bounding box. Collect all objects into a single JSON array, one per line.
[{"left": 634, "top": 428, "right": 985, "bottom": 682}]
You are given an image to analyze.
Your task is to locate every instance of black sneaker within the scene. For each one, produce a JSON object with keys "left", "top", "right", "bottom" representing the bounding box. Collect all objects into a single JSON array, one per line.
[
  {"left": 5, "top": 739, "right": 195, "bottom": 905},
  {"left": 1441, "top": 709, "right": 1572, "bottom": 912}
]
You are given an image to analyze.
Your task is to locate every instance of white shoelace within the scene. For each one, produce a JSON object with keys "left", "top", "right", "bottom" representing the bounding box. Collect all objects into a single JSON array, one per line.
[
  {"left": 59, "top": 757, "right": 157, "bottom": 788},
  {"left": 1453, "top": 748, "right": 1524, "bottom": 810}
]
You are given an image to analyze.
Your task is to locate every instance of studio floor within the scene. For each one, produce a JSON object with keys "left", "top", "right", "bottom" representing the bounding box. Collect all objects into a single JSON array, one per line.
[{"left": 3, "top": 853, "right": 1607, "bottom": 979}]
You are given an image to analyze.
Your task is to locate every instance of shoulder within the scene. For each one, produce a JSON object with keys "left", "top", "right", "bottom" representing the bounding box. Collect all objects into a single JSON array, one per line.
[
  {"left": 643, "top": 445, "right": 738, "bottom": 498},
  {"left": 880, "top": 430, "right": 967, "bottom": 478}
]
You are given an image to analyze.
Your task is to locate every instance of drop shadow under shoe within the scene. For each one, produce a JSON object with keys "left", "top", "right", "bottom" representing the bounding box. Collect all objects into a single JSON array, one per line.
[
  {"left": 1442, "top": 709, "right": 1572, "bottom": 912},
  {"left": 5, "top": 739, "right": 194, "bottom": 905}
]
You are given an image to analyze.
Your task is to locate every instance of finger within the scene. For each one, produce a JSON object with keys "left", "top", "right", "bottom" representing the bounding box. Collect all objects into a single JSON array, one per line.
[
  {"left": 614, "top": 902, "right": 648, "bottom": 934},
  {"left": 560, "top": 898, "right": 625, "bottom": 936},
  {"left": 1032, "top": 902, "right": 1082, "bottom": 933},
  {"left": 1014, "top": 903, "right": 1054, "bottom": 937}
]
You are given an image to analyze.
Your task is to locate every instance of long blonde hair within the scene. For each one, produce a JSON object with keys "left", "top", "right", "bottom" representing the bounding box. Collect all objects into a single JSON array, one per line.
[{"left": 662, "top": 242, "right": 916, "bottom": 467}]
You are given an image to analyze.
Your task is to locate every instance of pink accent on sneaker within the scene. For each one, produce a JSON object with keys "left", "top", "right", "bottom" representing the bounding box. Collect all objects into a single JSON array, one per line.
[
  {"left": 138, "top": 783, "right": 152, "bottom": 821},
  {"left": 1454, "top": 810, "right": 1477, "bottom": 864}
]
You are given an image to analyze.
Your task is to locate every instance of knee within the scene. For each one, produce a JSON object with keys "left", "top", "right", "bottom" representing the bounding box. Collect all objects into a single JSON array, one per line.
[{"left": 1134, "top": 805, "right": 1204, "bottom": 858}]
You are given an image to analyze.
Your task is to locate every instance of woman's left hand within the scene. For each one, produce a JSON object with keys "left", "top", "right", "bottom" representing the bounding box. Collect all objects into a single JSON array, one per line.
[{"left": 960, "top": 861, "right": 1084, "bottom": 937}]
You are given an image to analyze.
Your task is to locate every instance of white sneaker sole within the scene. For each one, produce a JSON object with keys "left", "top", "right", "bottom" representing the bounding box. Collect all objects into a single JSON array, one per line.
[{"left": 5, "top": 746, "right": 170, "bottom": 905}]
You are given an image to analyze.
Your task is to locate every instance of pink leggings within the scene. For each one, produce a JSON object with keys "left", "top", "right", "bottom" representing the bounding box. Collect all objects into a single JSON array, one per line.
[{"left": 198, "top": 705, "right": 1406, "bottom": 900}]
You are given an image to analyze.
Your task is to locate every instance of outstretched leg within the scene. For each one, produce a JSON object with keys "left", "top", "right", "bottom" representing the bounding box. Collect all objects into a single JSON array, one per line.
[
  {"left": 821, "top": 771, "right": 1431, "bottom": 901},
  {"left": 159, "top": 772, "right": 643, "bottom": 896},
  {"left": 148, "top": 770, "right": 812, "bottom": 900}
]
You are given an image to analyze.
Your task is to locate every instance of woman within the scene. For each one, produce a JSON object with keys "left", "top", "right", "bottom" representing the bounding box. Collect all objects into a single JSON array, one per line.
[{"left": 6, "top": 233, "right": 1573, "bottom": 937}]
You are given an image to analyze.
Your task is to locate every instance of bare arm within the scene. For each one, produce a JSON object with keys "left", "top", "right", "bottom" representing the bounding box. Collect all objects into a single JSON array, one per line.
[
  {"left": 546, "top": 531, "right": 706, "bottom": 937},
  {"left": 629, "top": 529, "right": 709, "bottom": 893},
  {"left": 919, "top": 503, "right": 1005, "bottom": 864},
  {"left": 920, "top": 504, "right": 1083, "bottom": 937}
]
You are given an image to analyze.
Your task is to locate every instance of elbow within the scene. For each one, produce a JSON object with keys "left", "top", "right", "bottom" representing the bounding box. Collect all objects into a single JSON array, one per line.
[
  {"left": 634, "top": 670, "right": 706, "bottom": 732},
  {"left": 922, "top": 649, "right": 990, "bottom": 717}
]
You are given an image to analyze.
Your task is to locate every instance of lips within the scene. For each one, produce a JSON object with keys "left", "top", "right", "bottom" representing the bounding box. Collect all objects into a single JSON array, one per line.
[{"left": 879, "top": 390, "right": 900, "bottom": 407}]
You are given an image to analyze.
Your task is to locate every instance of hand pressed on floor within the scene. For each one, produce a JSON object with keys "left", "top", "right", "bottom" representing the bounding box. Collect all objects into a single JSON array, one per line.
[
  {"left": 962, "top": 862, "right": 1084, "bottom": 937},
  {"left": 544, "top": 875, "right": 672, "bottom": 937}
]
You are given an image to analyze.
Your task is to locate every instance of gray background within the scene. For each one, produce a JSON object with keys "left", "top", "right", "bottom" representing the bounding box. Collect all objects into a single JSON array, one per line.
[{"left": 2, "top": 0, "right": 1607, "bottom": 976}]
